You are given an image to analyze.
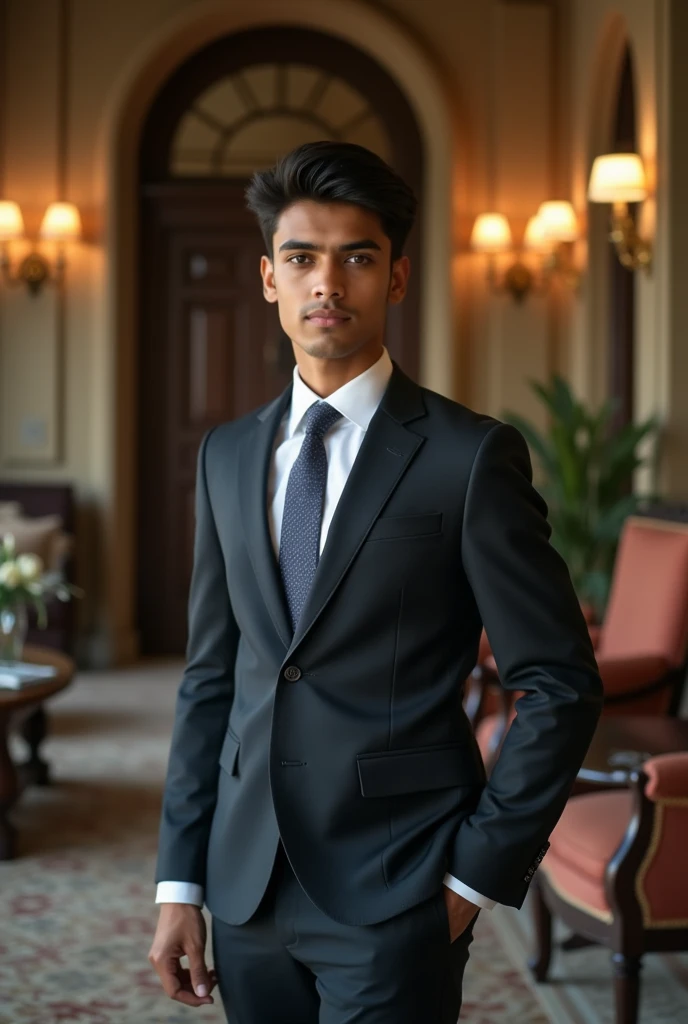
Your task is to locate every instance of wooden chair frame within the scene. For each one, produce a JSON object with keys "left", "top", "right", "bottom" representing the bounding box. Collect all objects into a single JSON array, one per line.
[{"left": 528, "top": 767, "right": 688, "bottom": 1024}]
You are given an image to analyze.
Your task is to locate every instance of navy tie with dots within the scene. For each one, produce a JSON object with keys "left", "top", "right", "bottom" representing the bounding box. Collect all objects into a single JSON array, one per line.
[{"left": 279, "top": 400, "right": 344, "bottom": 633}]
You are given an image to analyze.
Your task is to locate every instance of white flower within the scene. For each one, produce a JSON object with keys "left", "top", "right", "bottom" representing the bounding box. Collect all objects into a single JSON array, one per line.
[
  {"left": 0, "top": 561, "right": 22, "bottom": 588},
  {"left": 16, "top": 553, "right": 43, "bottom": 582},
  {"left": 1, "top": 533, "right": 16, "bottom": 556}
]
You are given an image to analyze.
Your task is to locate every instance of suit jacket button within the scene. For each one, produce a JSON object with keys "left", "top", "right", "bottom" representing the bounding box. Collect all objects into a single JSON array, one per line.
[{"left": 284, "top": 665, "right": 302, "bottom": 682}]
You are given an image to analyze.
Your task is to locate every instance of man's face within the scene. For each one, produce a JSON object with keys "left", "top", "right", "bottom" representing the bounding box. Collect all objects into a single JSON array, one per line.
[{"left": 260, "top": 200, "right": 409, "bottom": 361}]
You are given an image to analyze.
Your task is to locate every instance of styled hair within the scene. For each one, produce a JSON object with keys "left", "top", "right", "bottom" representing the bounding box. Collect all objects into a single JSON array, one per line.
[{"left": 245, "top": 141, "right": 417, "bottom": 261}]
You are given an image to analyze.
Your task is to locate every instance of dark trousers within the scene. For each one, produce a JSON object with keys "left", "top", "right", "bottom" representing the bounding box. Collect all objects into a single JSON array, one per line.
[{"left": 211, "top": 841, "right": 479, "bottom": 1024}]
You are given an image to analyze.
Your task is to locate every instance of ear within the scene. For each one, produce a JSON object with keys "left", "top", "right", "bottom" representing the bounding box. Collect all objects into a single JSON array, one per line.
[
  {"left": 260, "top": 254, "right": 278, "bottom": 303},
  {"left": 388, "top": 255, "right": 410, "bottom": 306}
]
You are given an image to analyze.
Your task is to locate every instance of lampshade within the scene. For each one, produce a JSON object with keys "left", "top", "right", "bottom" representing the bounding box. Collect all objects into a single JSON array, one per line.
[
  {"left": 470, "top": 213, "right": 512, "bottom": 253},
  {"left": 39, "top": 202, "right": 82, "bottom": 241},
  {"left": 0, "top": 200, "right": 25, "bottom": 241},
  {"left": 537, "top": 201, "right": 578, "bottom": 242},
  {"left": 587, "top": 154, "right": 648, "bottom": 203},
  {"left": 523, "top": 214, "right": 550, "bottom": 251}
]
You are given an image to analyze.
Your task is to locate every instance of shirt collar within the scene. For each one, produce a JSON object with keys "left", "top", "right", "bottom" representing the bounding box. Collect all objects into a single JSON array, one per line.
[{"left": 286, "top": 345, "right": 393, "bottom": 438}]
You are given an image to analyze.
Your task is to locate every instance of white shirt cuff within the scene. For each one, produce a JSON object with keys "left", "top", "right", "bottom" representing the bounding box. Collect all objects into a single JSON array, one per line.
[
  {"left": 155, "top": 881, "right": 205, "bottom": 906},
  {"left": 443, "top": 872, "right": 497, "bottom": 910},
  {"left": 155, "top": 877, "right": 495, "bottom": 911}
]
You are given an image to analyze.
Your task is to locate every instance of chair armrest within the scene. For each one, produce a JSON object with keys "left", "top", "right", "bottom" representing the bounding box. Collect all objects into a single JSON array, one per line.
[
  {"left": 596, "top": 653, "right": 672, "bottom": 698},
  {"left": 643, "top": 752, "right": 688, "bottom": 800}
]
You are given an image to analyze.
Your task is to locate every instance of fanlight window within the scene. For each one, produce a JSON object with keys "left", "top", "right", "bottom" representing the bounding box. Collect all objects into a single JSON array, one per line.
[{"left": 170, "top": 62, "right": 392, "bottom": 177}]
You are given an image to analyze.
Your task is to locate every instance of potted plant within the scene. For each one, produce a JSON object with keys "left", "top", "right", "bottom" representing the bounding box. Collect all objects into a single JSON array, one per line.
[
  {"left": 0, "top": 532, "right": 83, "bottom": 662},
  {"left": 502, "top": 375, "right": 660, "bottom": 622}
]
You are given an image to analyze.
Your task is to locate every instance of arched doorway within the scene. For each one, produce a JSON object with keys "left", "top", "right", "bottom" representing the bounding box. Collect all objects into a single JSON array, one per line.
[
  {"left": 608, "top": 44, "right": 637, "bottom": 434},
  {"left": 136, "top": 26, "right": 424, "bottom": 654}
]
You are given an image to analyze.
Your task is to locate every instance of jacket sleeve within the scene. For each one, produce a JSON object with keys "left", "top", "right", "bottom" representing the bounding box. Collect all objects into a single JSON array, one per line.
[
  {"left": 449, "top": 422, "right": 604, "bottom": 907},
  {"left": 154, "top": 426, "right": 240, "bottom": 887}
]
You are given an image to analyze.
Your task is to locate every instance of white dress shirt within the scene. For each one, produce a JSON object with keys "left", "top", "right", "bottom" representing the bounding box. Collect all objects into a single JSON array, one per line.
[{"left": 156, "top": 345, "right": 496, "bottom": 911}]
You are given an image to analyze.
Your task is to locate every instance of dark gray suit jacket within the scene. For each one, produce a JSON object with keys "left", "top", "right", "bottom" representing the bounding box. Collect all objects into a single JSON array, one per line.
[{"left": 155, "top": 360, "right": 603, "bottom": 926}]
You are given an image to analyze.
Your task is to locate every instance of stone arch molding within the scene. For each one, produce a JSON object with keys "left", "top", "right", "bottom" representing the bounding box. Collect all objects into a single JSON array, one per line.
[
  {"left": 578, "top": 11, "right": 632, "bottom": 408},
  {"left": 97, "top": 0, "right": 455, "bottom": 664}
]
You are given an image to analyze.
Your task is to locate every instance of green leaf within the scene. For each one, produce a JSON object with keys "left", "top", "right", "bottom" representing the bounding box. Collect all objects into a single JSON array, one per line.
[{"left": 500, "top": 377, "right": 663, "bottom": 618}]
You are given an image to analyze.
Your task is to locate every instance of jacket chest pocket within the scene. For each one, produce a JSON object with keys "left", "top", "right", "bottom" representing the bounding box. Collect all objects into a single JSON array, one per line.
[{"left": 366, "top": 511, "right": 443, "bottom": 543}]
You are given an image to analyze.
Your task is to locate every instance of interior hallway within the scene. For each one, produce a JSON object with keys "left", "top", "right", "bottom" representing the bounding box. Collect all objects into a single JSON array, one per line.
[{"left": 0, "top": 664, "right": 686, "bottom": 1023}]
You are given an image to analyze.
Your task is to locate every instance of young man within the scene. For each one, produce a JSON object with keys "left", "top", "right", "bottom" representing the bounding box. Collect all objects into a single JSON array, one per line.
[{"left": 149, "top": 141, "right": 603, "bottom": 1023}]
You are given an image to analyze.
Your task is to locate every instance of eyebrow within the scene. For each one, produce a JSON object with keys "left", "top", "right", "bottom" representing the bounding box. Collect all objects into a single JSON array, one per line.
[{"left": 277, "top": 238, "right": 383, "bottom": 253}]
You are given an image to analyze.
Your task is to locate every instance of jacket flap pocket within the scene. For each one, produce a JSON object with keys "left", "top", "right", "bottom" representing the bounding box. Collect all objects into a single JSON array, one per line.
[
  {"left": 366, "top": 511, "right": 442, "bottom": 542},
  {"left": 219, "top": 731, "right": 240, "bottom": 776},
  {"left": 357, "top": 742, "right": 483, "bottom": 798}
]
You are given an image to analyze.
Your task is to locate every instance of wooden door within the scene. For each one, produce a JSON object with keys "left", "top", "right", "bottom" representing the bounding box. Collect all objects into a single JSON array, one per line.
[
  {"left": 136, "top": 27, "right": 423, "bottom": 654},
  {"left": 137, "top": 182, "right": 294, "bottom": 654}
]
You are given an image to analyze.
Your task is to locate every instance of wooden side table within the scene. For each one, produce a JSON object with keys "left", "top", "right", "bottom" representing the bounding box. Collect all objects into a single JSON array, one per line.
[{"left": 0, "top": 643, "right": 75, "bottom": 859}]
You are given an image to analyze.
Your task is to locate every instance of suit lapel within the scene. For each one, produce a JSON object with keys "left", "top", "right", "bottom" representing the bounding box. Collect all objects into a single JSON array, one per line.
[
  {"left": 287, "top": 365, "right": 426, "bottom": 655},
  {"left": 238, "top": 383, "right": 294, "bottom": 649},
  {"left": 238, "top": 360, "right": 428, "bottom": 655}
]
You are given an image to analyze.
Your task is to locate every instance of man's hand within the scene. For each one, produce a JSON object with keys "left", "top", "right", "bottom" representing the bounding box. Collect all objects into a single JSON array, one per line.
[
  {"left": 149, "top": 903, "right": 218, "bottom": 1007},
  {"left": 442, "top": 885, "right": 480, "bottom": 943}
]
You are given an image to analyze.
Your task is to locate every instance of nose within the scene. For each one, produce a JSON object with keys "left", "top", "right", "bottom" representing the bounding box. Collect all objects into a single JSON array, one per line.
[{"left": 312, "top": 257, "right": 345, "bottom": 300}]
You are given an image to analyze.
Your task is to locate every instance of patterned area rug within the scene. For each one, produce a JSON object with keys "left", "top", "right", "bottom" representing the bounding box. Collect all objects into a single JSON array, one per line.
[
  {"left": 4, "top": 663, "right": 687, "bottom": 1023},
  {"left": 494, "top": 896, "right": 688, "bottom": 1023},
  {"left": 0, "top": 660, "right": 548, "bottom": 1024}
]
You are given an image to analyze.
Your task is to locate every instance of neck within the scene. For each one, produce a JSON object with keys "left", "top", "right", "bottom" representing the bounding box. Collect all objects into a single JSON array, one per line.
[{"left": 293, "top": 343, "right": 384, "bottom": 398}]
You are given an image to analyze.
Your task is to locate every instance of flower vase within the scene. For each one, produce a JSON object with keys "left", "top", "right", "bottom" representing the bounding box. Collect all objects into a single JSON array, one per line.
[{"left": 0, "top": 602, "right": 28, "bottom": 662}]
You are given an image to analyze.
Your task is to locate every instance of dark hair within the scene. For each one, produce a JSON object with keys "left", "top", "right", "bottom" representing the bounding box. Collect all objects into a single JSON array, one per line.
[{"left": 245, "top": 141, "right": 417, "bottom": 261}]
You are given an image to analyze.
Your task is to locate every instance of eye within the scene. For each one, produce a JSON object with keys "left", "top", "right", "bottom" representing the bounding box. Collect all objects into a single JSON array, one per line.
[
  {"left": 346, "top": 254, "right": 372, "bottom": 264},
  {"left": 287, "top": 254, "right": 313, "bottom": 264}
]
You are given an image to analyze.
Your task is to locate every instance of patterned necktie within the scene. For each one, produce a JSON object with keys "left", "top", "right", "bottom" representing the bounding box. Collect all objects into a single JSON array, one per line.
[{"left": 279, "top": 400, "right": 344, "bottom": 632}]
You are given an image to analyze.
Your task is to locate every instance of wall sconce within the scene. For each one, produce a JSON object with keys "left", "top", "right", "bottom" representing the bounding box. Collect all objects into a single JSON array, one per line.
[
  {"left": 587, "top": 153, "right": 652, "bottom": 273},
  {"left": 470, "top": 212, "right": 534, "bottom": 302},
  {"left": 471, "top": 202, "right": 580, "bottom": 303},
  {"left": 0, "top": 200, "right": 82, "bottom": 295},
  {"left": 533, "top": 200, "right": 581, "bottom": 290}
]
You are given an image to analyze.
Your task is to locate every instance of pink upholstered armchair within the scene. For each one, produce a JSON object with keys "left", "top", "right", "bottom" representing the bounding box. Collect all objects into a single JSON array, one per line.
[
  {"left": 466, "top": 513, "right": 688, "bottom": 770},
  {"left": 529, "top": 752, "right": 688, "bottom": 1024}
]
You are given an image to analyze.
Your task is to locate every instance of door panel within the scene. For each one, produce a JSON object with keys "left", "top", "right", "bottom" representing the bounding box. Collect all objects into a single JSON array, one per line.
[
  {"left": 137, "top": 184, "right": 292, "bottom": 653},
  {"left": 137, "top": 177, "right": 419, "bottom": 653},
  {"left": 137, "top": 29, "right": 423, "bottom": 655}
]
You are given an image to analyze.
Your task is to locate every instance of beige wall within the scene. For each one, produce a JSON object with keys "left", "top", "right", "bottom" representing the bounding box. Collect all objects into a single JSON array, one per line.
[
  {"left": 566, "top": 0, "right": 666, "bottom": 499},
  {"left": 563, "top": 0, "right": 687, "bottom": 502},
  {"left": 0, "top": 0, "right": 683, "bottom": 664}
]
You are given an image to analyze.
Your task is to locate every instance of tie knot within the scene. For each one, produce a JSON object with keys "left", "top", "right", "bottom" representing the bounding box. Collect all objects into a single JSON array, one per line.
[{"left": 304, "top": 401, "right": 343, "bottom": 439}]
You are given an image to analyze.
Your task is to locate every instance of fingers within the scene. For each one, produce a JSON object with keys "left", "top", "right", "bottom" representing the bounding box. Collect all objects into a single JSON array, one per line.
[
  {"left": 149, "top": 956, "right": 216, "bottom": 1007},
  {"left": 187, "top": 942, "right": 214, "bottom": 1000},
  {"left": 148, "top": 909, "right": 218, "bottom": 1007},
  {"left": 171, "top": 967, "right": 217, "bottom": 1007},
  {"left": 179, "top": 967, "right": 219, "bottom": 1004}
]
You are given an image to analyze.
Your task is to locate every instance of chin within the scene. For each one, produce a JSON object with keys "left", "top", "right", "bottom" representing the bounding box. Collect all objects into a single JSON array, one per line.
[{"left": 298, "top": 337, "right": 362, "bottom": 360}]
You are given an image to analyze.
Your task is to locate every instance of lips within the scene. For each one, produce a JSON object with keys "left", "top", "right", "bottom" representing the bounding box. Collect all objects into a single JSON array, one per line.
[{"left": 306, "top": 310, "right": 351, "bottom": 327}]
